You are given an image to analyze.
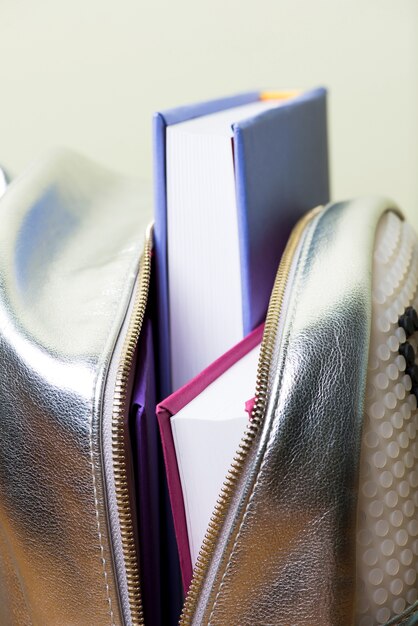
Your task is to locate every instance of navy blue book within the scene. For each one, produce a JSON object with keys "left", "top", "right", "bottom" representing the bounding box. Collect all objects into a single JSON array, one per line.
[{"left": 153, "top": 88, "right": 329, "bottom": 395}]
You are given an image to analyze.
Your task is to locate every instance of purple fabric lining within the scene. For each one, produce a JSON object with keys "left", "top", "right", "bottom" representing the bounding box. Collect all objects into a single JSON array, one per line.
[{"left": 131, "top": 317, "right": 162, "bottom": 625}]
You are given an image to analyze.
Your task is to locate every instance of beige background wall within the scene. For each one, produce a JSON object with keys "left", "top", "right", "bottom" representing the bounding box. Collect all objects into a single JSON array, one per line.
[{"left": 0, "top": 0, "right": 417, "bottom": 224}]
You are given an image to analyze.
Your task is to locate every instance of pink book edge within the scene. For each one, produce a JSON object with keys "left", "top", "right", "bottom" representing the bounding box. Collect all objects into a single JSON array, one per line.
[{"left": 156, "top": 323, "right": 264, "bottom": 593}]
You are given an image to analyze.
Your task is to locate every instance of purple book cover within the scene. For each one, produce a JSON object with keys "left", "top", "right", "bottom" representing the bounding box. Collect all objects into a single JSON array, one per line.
[{"left": 233, "top": 88, "right": 329, "bottom": 331}]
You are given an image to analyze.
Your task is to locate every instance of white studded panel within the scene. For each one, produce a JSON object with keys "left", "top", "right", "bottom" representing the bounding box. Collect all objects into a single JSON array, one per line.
[{"left": 356, "top": 211, "right": 418, "bottom": 625}]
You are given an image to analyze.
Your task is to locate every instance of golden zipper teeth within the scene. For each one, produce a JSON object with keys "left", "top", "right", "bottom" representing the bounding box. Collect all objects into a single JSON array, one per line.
[
  {"left": 179, "top": 206, "right": 323, "bottom": 625},
  {"left": 111, "top": 224, "right": 153, "bottom": 626}
]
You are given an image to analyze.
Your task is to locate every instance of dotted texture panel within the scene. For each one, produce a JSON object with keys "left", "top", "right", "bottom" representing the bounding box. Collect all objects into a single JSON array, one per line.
[{"left": 356, "top": 212, "right": 418, "bottom": 625}]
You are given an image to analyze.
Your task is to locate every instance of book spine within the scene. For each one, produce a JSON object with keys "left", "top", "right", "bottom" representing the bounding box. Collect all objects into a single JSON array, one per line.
[{"left": 153, "top": 112, "right": 172, "bottom": 399}]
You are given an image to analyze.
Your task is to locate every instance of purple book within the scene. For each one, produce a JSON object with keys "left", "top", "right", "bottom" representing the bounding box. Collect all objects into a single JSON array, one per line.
[{"left": 153, "top": 88, "right": 329, "bottom": 397}]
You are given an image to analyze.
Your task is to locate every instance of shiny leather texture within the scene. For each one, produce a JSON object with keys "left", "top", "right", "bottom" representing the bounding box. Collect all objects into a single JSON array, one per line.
[
  {"left": 190, "top": 197, "right": 400, "bottom": 626},
  {"left": 0, "top": 151, "right": 151, "bottom": 625}
]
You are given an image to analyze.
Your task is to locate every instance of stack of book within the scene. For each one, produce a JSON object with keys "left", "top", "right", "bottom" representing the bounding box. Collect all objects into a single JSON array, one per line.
[{"left": 132, "top": 87, "right": 329, "bottom": 624}]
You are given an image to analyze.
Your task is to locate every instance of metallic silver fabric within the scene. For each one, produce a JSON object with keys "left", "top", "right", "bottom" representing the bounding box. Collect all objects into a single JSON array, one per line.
[
  {"left": 0, "top": 150, "right": 151, "bottom": 625},
  {"left": 191, "top": 197, "right": 400, "bottom": 626}
]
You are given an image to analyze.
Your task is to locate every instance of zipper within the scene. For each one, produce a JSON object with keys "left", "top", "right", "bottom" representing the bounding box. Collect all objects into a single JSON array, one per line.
[
  {"left": 179, "top": 205, "right": 323, "bottom": 625},
  {"left": 111, "top": 223, "right": 153, "bottom": 626}
]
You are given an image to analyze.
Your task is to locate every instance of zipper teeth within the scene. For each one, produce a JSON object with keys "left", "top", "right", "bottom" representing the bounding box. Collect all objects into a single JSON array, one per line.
[
  {"left": 179, "top": 206, "right": 323, "bottom": 625},
  {"left": 111, "top": 225, "right": 153, "bottom": 626}
]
